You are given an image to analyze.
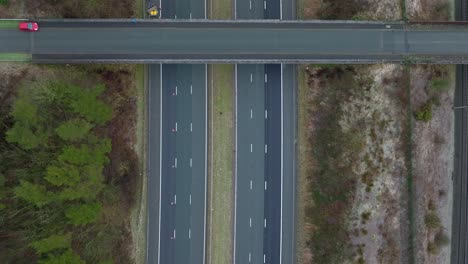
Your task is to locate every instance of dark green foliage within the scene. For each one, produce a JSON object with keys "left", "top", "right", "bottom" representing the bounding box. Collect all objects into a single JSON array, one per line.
[
  {"left": 38, "top": 250, "right": 85, "bottom": 264},
  {"left": 31, "top": 234, "right": 71, "bottom": 254},
  {"left": 2, "top": 80, "right": 113, "bottom": 262},
  {"left": 65, "top": 202, "right": 102, "bottom": 225},
  {"left": 56, "top": 119, "right": 94, "bottom": 141},
  {"left": 0, "top": 0, "right": 8, "bottom": 6}
]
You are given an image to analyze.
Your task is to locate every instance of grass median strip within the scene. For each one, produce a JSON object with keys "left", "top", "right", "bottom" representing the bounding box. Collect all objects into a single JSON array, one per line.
[
  {"left": 209, "top": 64, "right": 234, "bottom": 264},
  {"left": 0, "top": 20, "right": 21, "bottom": 28},
  {"left": 0, "top": 53, "right": 31, "bottom": 61}
]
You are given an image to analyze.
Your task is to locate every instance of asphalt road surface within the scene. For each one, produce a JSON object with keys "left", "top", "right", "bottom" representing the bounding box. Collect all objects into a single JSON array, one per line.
[
  {"left": 4, "top": 21, "right": 468, "bottom": 62},
  {"left": 235, "top": 64, "right": 266, "bottom": 264},
  {"left": 159, "top": 64, "right": 207, "bottom": 264}
]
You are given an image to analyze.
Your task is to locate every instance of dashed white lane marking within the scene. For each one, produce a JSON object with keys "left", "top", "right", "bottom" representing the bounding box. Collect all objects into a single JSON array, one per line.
[
  {"left": 174, "top": 194, "right": 177, "bottom": 204},
  {"left": 250, "top": 108, "right": 253, "bottom": 119},
  {"left": 190, "top": 158, "right": 193, "bottom": 168},
  {"left": 265, "top": 181, "right": 267, "bottom": 190},
  {"left": 174, "top": 229, "right": 176, "bottom": 239},
  {"left": 250, "top": 180, "right": 253, "bottom": 190},
  {"left": 190, "top": 12, "right": 192, "bottom": 19},
  {"left": 250, "top": 143, "right": 253, "bottom": 153},
  {"left": 265, "top": 109, "right": 268, "bottom": 119},
  {"left": 190, "top": 84, "right": 193, "bottom": 95},
  {"left": 249, "top": 217, "right": 252, "bottom": 227},
  {"left": 189, "top": 194, "right": 192, "bottom": 205},
  {"left": 189, "top": 228, "right": 191, "bottom": 239},
  {"left": 264, "top": 254, "right": 266, "bottom": 263},
  {"left": 175, "top": 157, "right": 178, "bottom": 168},
  {"left": 190, "top": 122, "right": 193, "bottom": 132},
  {"left": 265, "top": 144, "right": 268, "bottom": 154},
  {"left": 249, "top": 253, "right": 252, "bottom": 263},
  {"left": 250, "top": 73, "right": 253, "bottom": 82},
  {"left": 264, "top": 73, "right": 268, "bottom": 82},
  {"left": 175, "top": 86, "right": 178, "bottom": 95},
  {"left": 264, "top": 218, "right": 267, "bottom": 228},
  {"left": 175, "top": 122, "right": 178, "bottom": 132},
  {"left": 263, "top": 0, "right": 266, "bottom": 9}
]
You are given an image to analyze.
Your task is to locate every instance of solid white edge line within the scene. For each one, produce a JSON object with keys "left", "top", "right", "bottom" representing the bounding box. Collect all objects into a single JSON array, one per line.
[
  {"left": 280, "top": 0, "right": 283, "bottom": 19},
  {"left": 203, "top": 63, "right": 208, "bottom": 264},
  {"left": 280, "top": 63, "right": 284, "bottom": 264},
  {"left": 158, "top": 63, "right": 163, "bottom": 264},
  {"left": 233, "top": 64, "right": 238, "bottom": 264},
  {"left": 145, "top": 65, "right": 150, "bottom": 264}
]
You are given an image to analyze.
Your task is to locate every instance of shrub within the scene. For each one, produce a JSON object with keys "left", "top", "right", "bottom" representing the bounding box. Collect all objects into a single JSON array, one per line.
[
  {"left": 430, "top": 78, "right": 450, "bottom": 93},
  {"left": 434, "top": 231, "right": 450, "bottom": 248},
  {"left": 414, "top": 101, "right": 433, "bottom": 122},
  {"left": 424, "top": 212, "right": 441, "bottom": 229},
  {"left": 0, "top": 0, "right": 8, "bottom": 6}
]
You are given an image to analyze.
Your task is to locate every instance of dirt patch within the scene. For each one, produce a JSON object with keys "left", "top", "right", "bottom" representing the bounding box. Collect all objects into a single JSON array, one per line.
[
  {"left": 406, "top": 0, "right": 453, "bottom": 20},
  {"left": 411, "top": 65, "right": 454, "bottom": 264},
  {"left": 298, "top": 0, "right": 400, "bottom": 20}
]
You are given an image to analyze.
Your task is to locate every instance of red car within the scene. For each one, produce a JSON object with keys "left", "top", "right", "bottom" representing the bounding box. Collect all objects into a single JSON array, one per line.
[{"left": 18, "top": 22, "right": 39, "bottom": 32}]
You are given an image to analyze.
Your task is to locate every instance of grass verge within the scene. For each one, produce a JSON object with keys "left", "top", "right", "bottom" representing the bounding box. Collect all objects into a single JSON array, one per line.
[
  {"left": 130, "top": 64, "right": 148, "bottom": 264},
  {"left": 0, "top": 20, "right": 20, "bottom": 28},
  {"left": 295, "top": 65, "right": 311, "bottom": 264},
  {"left": 208, "top": 64, "right": 234, "bottom": 264},
  {"left": 0, "top": 53, "right": 31, "bottom": 61},
  {"left": 210, "top": 0, "right": 232, "bottom": 19}
]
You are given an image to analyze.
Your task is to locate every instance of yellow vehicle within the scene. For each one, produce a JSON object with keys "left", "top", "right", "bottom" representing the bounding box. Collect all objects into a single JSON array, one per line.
[{"left": 147, "top": 6, "right": 160, "bottom": 17}]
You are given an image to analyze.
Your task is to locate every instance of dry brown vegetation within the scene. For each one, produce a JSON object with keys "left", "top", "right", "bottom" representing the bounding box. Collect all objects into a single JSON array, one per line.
[
  {"left": 0, "top": 0, "right": 135, "bottom": 18},
  {"left": 297, "top": 64, "right": 410, "bottom": 264},
  {"left": 411, "top": 65, "right": 454, "bottom": 264}
]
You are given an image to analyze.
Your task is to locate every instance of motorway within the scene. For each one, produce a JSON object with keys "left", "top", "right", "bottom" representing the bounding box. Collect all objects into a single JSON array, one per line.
[
  {"left": 234, "top": 0, "right": 284, "bottom": 263},
  {"left": 146, "top": 0, "right": 207, "bottom": 263},
  {"left": 5, "top": 21, "right": 468, "bottom": 62}
]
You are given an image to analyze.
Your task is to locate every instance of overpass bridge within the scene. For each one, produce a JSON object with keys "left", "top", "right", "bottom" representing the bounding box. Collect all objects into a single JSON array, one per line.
[{"left": 3, "top": 19, "right": 468, "bottom": 63}]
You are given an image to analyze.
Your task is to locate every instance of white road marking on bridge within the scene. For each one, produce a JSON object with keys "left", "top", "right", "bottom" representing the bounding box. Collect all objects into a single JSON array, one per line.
[
  {"left": 174, "top": 194, "right": 177, "bottom": 204},
  {"left": 249, "top": 217, "right": 252, "bottom": 227},
  {"left": 265, "top": 144, "right": 268, "bottom": 154},
  {"left": 190, "top": 12, "right": 192, "bottom": 19},
  {"left": 265, "top": 109, "right": 268, "bottom": 119},
  {"left": 174, "top": 229, "right": 176, "bottom": 239},
  {"left": 250, "top": 143, "right": 253, "bottom": 153},
  {"left": 264, "top": 254, "right": 266, "bottom": 263},
  {"left": 175, "top": 86, "right": 178, "bottom": 95},
  {"left": 190, "top": 84, "right": 193, "bottom": 95},
  {"left": 264, "top": 73, "right": 268, "bottom": 82},
  {"left": 250, "top": 180, "right": 253, "bottom": 190},
  {"left": 189, "top": 194, "right": 192, "bottom": 205},
  {"left": 190, "top": 122, "right": 193, "bottom": 132},
  {"left": 265, "top": 181, "right": 267, "bottom": 190},
  {"left": 175, "top": 157, "right": 178, "bottom": 168},
  {"left": 190, "top": 158, "right": 192, "bottom": 168},
  {"left": 264, "top": 218, "right": 267, "bottom": 228},
  {"left": 249, "top": 253, "right": 251, "bottom": 262},
  {"left": 175, "top": 122, "right": 178, "bottom": 132},
  {"left": 189, "top": 228, "right": 191, "bottom": 239},
  {"left": 250, "top": 108, "right": 253, "bottom": 119},
  {"left": 250, "top": 73, "right": 253, "bottom": 82},
  {"left": 175, "top": 14, "right": 177, "bottom": 19}
]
